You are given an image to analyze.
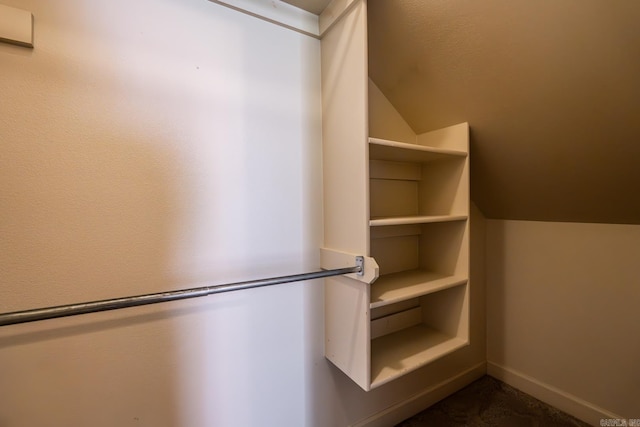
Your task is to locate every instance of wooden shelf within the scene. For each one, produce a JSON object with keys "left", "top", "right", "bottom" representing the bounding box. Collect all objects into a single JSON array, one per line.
[
  {"left": 370, "top": 325, "right": 468, "bottom": 388},
  {"left": 371, "top": 271, "right": 467, "bottom": 309},
  {"left": 370, "top": 215, "right": 467, "bottom": 227},
  {"left": 369, "top": 137, "right": 467, "bottom": 163}
]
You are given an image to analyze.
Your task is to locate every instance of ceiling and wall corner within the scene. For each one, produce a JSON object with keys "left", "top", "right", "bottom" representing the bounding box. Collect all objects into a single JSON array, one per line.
[
  {"left": 368, "top": 0, "right": 640, "bottom": 224},
  {"left": 282, "top": 0, "right": 332, "bottom": 16},
  {"left": 208, "top": 0, "right": 321, "bottom": 37}
]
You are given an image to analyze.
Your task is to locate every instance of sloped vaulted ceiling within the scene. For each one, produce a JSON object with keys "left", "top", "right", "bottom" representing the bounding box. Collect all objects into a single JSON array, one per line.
[{"left": 368, "top": 0, "right": 640, "bottom": 224}]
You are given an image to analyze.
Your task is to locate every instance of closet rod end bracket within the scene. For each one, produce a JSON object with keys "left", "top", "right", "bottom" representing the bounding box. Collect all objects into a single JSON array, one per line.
[{"left": 355, "top": 256, "right": 364, "bottom": 276}]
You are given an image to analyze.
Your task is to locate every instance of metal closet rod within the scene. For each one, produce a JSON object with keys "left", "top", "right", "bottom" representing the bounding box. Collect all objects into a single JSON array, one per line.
[{"left": 0, "top": 258, "right": 364, "bottom": 327}]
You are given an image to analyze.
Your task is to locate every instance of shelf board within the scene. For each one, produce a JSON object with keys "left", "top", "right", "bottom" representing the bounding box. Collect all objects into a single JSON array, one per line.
[
  {"left": 371, "top": 271, "right": 467, "bottom": 309},
  {"left": 369, "top": 215, "right": 467, "bottom": 227},
  {"left": 369, "top": 137, "right": 467, "bottom": 163},
  {"left": 370, "top": 324, "right": 468, "bottom": 388}
]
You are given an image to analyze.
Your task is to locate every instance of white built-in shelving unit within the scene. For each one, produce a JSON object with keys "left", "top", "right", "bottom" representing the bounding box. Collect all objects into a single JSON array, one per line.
[{"left": 320, "top": 0, "right": 470, "bottom": 391}]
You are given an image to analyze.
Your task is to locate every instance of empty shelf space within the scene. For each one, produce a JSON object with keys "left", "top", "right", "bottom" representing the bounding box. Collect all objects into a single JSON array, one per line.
[
  {"left": 371, "top": 271, "right": 467, "bottom": 309},
  {"left": 369, "top": 137, "right": 467, "bottom": 163},
  {"left": 370, "top": 325, "right": 468, "bottom": 388},
  {"left": 369, "top": 157, "right": 468, "bottom": 219},
  {"left": 370, "top": 221, "right": 469, "bottom": 281},
  {"left": 370, "top": 215, "right": 467, "bottom": 227}
]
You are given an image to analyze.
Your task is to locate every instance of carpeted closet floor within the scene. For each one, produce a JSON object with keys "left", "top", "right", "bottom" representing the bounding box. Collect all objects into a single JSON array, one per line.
[{"left": 395, "top": 376, "right": 590, "bottom": 427}]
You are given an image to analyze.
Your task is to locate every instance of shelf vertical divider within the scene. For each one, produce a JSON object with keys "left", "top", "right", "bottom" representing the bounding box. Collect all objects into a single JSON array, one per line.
[{"left": 321, "top": 0, "right": 371, "bottom": 391}]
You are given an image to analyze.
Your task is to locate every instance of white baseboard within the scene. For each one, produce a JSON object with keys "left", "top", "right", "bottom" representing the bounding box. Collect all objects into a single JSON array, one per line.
[
  {"left": 487, "top": 362, "right": 623, "bottom": 425},
  {"left": 352, "top": 362, "right": 486, "bottom": 427}
]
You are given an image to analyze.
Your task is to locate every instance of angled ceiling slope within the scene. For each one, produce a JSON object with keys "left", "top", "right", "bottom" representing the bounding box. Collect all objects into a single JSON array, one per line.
[{"left": 368, "top": 0, "right": 640, "bottom": 224}]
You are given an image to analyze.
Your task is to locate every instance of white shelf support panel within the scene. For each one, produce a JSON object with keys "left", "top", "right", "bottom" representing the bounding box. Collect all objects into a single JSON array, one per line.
[{"left": 320, "top": 248, "right": 379, "bottom": 284}]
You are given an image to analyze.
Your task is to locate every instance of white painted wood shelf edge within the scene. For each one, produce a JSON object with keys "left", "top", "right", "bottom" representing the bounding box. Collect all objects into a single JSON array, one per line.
[
  {"left": 370, "top": 325, "right": 469, "bottom": 388},
  {"left": 369, "top": 215, "right": 468, "bottom": 227},
  {"left": 369, "top": 137, "right": 468, "bottom": 157},
  {"left": 370, "top": 271, "right": 468, "bottom": 309}
]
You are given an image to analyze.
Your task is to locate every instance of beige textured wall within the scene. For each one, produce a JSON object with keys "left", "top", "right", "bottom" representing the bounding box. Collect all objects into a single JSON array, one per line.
[
  {"left": 487, "top": 219, "right": 640, "bottom": 423},
  {"left": 0, "top": 1, "right": 322, "bottom": 425}
]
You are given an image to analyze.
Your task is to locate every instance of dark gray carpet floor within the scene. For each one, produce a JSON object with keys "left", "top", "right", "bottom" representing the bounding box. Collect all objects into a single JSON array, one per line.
[{"left": 395, "top": 376, "right": 590, "bottom": 427}]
